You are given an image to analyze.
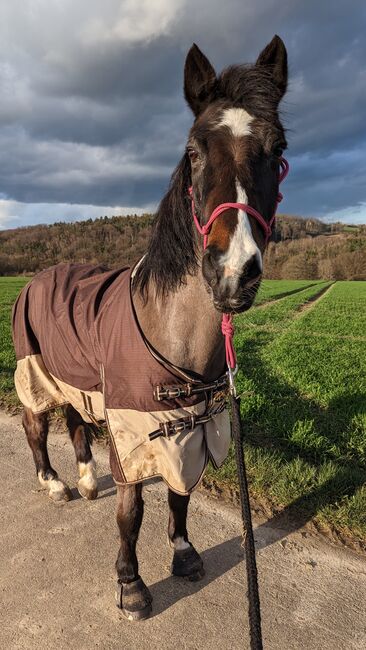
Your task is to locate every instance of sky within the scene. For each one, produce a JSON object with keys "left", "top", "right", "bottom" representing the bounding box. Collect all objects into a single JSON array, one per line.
[{"left": 0, "top": 0, "right": 365, "bottom": 229}]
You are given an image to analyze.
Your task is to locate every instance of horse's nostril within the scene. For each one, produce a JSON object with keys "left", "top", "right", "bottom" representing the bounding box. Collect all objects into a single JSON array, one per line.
[
  {"left": 202, "top": 249, "right": 220, "bottom": 286},
  {"left": 241, "top": 256, "right": 262, "bottom": 284}
]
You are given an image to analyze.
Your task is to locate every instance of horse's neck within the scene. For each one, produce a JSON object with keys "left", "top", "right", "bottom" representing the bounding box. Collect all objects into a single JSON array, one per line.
[{"left": 133, "top": 270, "right": 225, "bottom": 381}]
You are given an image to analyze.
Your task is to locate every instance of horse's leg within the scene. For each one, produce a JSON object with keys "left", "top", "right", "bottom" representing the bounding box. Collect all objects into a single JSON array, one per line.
[
  {"left": 115, "top": 483, "right": 152, "bottom": 621},
  {"left": 168, "top": 489, "right": 205, "bottom": 581},
  {"left": 22, "top": 407, "right": 72, "bottom": 502},
  {"left": 64, "top": 405, "right": 98, "bottom": 500}
]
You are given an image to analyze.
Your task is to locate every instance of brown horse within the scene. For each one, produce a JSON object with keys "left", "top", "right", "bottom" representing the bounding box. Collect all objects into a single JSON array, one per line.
[{"left": 15, "top": 36, "right": 288, "bottom": 620}]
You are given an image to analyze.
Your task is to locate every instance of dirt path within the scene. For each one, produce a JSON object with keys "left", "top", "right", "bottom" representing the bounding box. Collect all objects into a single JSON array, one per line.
[{"left": 1, "top": 411, "right": 365, "bottom": 650}]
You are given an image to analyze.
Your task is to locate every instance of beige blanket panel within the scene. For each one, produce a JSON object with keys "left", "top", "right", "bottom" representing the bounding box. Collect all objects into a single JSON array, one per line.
[
  {"left": 14, "top": 355, "right": 104, "bottom": 423},
  {"left": 15, "top": 355, "right": 68, "bottom": 412},
  {"left": 106, "top": 402, "right": 231, "bottom": 494}
]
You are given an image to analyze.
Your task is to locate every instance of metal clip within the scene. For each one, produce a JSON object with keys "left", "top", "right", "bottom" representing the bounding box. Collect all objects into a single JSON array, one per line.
[
  {"left": 153, "top": 384, "right": 187, "bottom": 401},
  {"left": 153, "top": 385, "right": 165, "bottom": 401},
  {"left": 168, "top": 387, "right": 183, "bottom": 399},
  {"left": 227, "top": 364, "right": 238, "bottom": 397}
]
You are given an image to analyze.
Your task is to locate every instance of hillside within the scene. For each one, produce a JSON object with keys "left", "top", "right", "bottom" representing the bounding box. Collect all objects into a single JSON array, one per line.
[{"left": 0, "top": 213, "right": 365, "bottom": 280}]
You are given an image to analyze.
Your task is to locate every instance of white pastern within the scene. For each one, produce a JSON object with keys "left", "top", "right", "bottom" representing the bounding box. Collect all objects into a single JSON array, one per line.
[
  {"left": 78, "top": 459, "right": 98, "bottom": 491},
  {"left": 174, "top": 536, "right": 190, "bottom": 551},
  {"left": 38, "top": 472, "right": 70, "bottom": 496},
  {"left": 218, "top": 107, "right": 253, "bottom": 137},
  {"left": 221, "top": 179, "right": 262, "bottom": 277}
]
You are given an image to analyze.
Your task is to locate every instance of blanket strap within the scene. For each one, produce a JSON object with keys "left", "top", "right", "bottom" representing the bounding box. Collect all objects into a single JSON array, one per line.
[
  {"left": 150, "top": 373, "right": 229, "bottom": 442},
  {"left": 153, "top": 373, "right": 228, "bottom": 401},
  {"left": 149, "top": 395, "right": 227, "bottom": 441}
]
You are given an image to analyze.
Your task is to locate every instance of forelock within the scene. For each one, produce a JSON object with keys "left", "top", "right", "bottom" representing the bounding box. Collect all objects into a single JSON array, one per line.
[{"left": 217, "top": 64, "right": 283, "bottom": 119}]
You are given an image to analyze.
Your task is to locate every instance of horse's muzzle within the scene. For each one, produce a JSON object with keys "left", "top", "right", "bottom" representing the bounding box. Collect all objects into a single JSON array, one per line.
[{"left": 202, "top": 249, "right": 262, "bottom": 313}]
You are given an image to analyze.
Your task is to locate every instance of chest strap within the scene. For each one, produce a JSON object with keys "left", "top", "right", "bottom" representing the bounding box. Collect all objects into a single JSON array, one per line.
[
  {"left": 153, "top": 373, "right": 228, "bottom": 401},
  {"left": 150, "top": 373, "right": 229, "bottom": 441},
  {"left": 148, "top": 398, "right": 227, "bottom": 441}
]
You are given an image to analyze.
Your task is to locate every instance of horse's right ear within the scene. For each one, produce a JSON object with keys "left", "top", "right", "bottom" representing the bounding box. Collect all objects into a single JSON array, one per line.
[
  {"left": 255, "top": 35, "right": 288, "bottom": 99},
  {"left": 184, "top": 44, "right": 217, "bottom": 117}
]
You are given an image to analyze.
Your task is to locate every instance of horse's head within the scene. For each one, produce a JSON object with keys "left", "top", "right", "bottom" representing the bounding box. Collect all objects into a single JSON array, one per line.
[{"left": 184, "top": 36, "right": 288, "bottom": 313}]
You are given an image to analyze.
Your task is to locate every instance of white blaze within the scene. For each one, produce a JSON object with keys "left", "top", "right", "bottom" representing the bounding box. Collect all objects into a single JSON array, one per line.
[
  {"left": 217, "top": 108, "right": 262, "bottom": 278},
  {"left": 218, "top": 107, "right": 253, "bottom": 137},
  {"left": 221, "top": 179, "right": 262, "bottom": 277}
]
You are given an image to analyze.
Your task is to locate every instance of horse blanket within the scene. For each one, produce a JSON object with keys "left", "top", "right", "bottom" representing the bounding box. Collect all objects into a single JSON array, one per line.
[{"left": 12, "top": 263, "right": 231, "bottom": 495}]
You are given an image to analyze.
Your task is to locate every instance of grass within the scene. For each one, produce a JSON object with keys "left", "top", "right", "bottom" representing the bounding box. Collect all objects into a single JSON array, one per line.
[
  {"left": 254, "top": 279, "right": 322, "bottom": 305},
  {"left": 209, "top": 279, "right": 366, "bottom": 544},
  {"left": 1, "top": 276, "right": 365, "bottom": 545},
  {"left": 0, "top": 277, "right": 30, "bottom": 409}
]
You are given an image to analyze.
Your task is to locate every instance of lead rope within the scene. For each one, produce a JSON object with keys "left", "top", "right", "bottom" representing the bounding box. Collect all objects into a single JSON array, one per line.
[
  {"left": 189, "top": 158, "right": 289, "bottom": 650},
  {"left": 231, "top": 390, "right": 263, "bottom": 650}
]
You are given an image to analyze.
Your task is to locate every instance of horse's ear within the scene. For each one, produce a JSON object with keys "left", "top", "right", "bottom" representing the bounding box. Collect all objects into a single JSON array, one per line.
[
  {"left": 184, "top": 44, "right": 217, "bottom": 116},
  {"left": 255, "top": 35, "right": 288, "bottom": 99}
]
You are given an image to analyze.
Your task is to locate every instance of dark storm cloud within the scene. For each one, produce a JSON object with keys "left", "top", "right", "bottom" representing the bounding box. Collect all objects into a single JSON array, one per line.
[{"left": 0, "top": 0, "right": 365, "bottom": 226}]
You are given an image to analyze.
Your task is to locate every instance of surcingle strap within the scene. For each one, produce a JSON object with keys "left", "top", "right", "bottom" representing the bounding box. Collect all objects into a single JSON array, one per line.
[
  {"left": 153, "top": 373, "right": 228, "bottom": 401},
  {"left": 149, "top": 411, "right": 217, "bottom": 441},
  {"left": 149, "top": 385, "right": 228, "bottom": 441}
]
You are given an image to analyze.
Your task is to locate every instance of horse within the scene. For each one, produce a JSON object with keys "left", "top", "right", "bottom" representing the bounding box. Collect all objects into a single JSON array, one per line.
[{"left": 12, "top": 35, "right": 288, "bottom": 621}]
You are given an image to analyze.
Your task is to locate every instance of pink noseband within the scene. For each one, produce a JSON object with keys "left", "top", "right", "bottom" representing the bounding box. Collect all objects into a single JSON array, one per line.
[
  {"left": 188, "top": 157, "right": 289, "bottom": 371},
  {"left": 189, "top": 157, "right": 289, "bottom": 249}
]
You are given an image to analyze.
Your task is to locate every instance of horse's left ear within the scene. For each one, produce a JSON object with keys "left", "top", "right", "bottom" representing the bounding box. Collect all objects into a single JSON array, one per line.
[{"left": 255, "top": 35, "right": 288, "bottom": 99}]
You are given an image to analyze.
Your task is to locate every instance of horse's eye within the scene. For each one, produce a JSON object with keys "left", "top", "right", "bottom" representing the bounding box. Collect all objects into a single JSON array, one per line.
[
  {"left": 187, "top": 148, "right": 199, "bottom": 162},
  {"left": 272, "top": 144, "right": 285, "bottom": 158}
]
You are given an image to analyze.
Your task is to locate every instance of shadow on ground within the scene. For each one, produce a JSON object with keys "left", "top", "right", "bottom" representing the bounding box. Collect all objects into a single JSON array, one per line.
[{"left": 149, "top": 535, "right": 243, "bottom": 616}]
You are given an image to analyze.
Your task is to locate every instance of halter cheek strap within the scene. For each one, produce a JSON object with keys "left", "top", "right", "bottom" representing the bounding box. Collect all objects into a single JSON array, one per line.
[{"left": 189, "top": 157, "right": 289, "bottom": 371}]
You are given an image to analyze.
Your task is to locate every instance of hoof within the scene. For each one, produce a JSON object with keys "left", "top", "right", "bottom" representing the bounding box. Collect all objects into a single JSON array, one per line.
[
  {"left": 48, "top": 484, "right": 73, "bottom": 504},
  {"left": 171, "top": 543, "right": 205, "bottom": 581},
  {"left": 38, "top": 473, "right": 73, "bottom": 504},
  {"left": 77, "top": 480, "right": 98, "bottom": 500},
  {"left": 116, "top": 577, "right": 152, "bottom": 621}
]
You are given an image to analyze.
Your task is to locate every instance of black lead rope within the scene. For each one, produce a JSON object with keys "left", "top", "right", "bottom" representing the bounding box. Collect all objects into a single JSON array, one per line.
[{"left": 231, "top": 393, "right": 263, "bottom": 650}]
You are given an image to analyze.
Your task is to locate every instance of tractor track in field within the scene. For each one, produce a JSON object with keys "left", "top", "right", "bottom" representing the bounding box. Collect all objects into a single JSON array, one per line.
[
  {"left": 254, "top": 281, "right": 330, "bottom": 310},
  {"left": 236, "top": 322, "right": 366, "bottom": 341},
  {"left": 255, "top": 282, "right": 321, "bottom": 308},
  {"left": 296, "top": 281, "right": 335, "bottom": 315}
]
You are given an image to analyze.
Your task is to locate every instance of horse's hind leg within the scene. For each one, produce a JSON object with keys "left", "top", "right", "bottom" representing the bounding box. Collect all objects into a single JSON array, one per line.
[
  {"left": 64, "top": 405, "right": 98, "bottom": 500},
  {"left": 168, "top": 489, "right": 204, "bottom": 581},
  {"left": 115, "top": 483, "right": 152, "bottom": 621},
  {"left": 22, "top": 407, "right": 72, "bottom": 503}
]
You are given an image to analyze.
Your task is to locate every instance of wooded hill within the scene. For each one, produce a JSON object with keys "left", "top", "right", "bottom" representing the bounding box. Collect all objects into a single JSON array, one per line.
[{"left": 0, "top": 213, "right": 365, "bottom": 280}]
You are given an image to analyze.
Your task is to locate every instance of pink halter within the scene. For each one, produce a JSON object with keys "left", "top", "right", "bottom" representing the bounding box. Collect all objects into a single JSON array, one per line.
[{"left": 189, "top": 157, "right": 289, "bottom": 371}]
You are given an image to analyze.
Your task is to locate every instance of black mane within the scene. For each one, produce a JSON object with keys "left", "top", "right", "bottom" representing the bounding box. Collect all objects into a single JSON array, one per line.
[
  {"left": 134, "top": 63, "right": 282, "bottom": 298},
  {"left": 133, "top": 153, "right": 197, "bottom": 298}
]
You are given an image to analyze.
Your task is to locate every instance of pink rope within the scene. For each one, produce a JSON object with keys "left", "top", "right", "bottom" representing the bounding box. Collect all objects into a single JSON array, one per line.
[
  {"left": 221, "top": 313, "right": 236, "bottom": 370},
  {"left": 190, "top": 158, "right": 289, "bottom": 369}
]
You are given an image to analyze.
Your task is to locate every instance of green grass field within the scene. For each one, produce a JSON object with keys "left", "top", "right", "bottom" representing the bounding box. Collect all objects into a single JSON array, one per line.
[
  {"left": 211, "top": 280, "right": 366, "bottom": 544},
  {"left": 254, "top": 279, "right": 322, "bottom": 305},
  {"left": 1, "top": 276, "right": 365, "bottom": 544},
  {"left": 0, "top": 277, "right": 31, "bottom": 408}
]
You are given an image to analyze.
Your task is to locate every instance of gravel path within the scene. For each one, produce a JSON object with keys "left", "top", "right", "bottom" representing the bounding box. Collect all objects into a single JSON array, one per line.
[{"left": 1, "top": 411, "right": 365, "bottom": 650}]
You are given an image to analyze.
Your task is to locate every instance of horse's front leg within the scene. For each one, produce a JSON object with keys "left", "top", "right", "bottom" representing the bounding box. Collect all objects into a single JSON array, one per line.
[
  {"left": 168, "top": 489, "right": 205, "bottom": 581},
  {"left": 115, "top": 483, "right": 152, "bottom": 621}
]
